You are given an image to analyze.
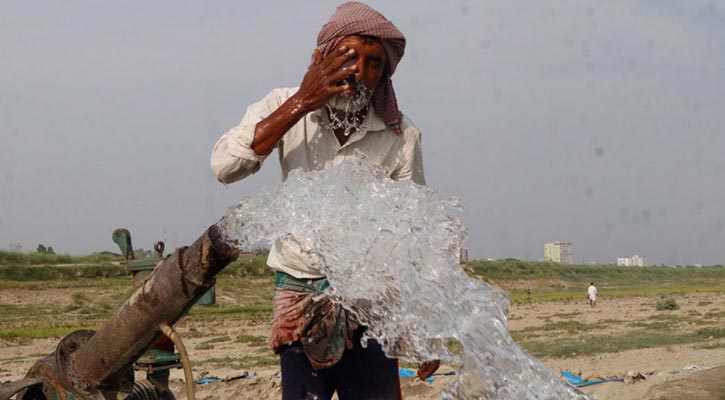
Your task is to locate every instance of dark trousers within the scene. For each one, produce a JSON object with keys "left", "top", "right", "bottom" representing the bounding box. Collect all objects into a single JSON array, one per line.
[{"left": 279, "top": 333, "right": 400, "bottom": 400}]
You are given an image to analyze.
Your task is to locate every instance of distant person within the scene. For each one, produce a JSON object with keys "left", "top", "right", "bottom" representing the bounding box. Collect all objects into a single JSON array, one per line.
[
  {"left": 526, "top": 288, "right": 532, "bottom": 304},
  {"left": 587, "top": 282, "right": 598, "bottom": 308}
]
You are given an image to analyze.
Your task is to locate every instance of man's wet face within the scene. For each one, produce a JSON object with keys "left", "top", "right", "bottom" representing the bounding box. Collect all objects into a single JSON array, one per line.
[
  {"left": 327, "top": 79, "right": 373, "bottom": 113},
  {"left": 323, "top": 35, "right": 387, "bottom": 137},
  {"left": 331, "top": 35, "right": 387, "bottom": 100}
]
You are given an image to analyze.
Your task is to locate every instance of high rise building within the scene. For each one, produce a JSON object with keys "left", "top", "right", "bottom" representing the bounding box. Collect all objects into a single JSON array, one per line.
[
  {"left": 617, "top": 255, "right": 647, "bottom": 267},
  {"left": 544, "top": 242, "right": 573, "bottom": 264}
]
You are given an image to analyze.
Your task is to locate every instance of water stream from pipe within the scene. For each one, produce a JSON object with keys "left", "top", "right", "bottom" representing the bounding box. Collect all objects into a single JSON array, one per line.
[{"left": 219, "top": 158, "right": 593, "bottom": 400}]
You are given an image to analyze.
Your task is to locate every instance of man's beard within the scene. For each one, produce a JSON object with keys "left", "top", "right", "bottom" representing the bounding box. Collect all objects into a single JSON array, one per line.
[
  {"left": 324, "top": 80, "right": 374, "bottom": 137},
  {"left": 327, "top": 80, "right": 373, "bottom": 113}
]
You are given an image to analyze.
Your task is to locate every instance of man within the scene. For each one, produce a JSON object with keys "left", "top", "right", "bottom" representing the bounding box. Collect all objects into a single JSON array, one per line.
[
  {"left": 587, "top": 282, "right": 598, "bottom": 308},
  {"left": 211, "top": 2, "right": 434, "bottom": 399}
]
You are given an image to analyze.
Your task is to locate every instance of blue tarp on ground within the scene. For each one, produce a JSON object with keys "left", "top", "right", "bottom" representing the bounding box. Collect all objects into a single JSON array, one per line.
[
  {"left": 562, "top": 370, "right": 624, "bottom": 387},
  {"left": 399, "top": 368, "right": 456, "bottom": 383}
]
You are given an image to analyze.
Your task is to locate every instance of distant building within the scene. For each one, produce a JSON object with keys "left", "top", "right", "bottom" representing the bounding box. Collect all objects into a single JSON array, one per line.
[
  {"left": 617, "top": 255, "right": 647, "bottom": 267},
  {"left": 544, "top": 242, "right": 573, "bottom": 264},
  {"left": 460, "top": 248, "right": 469, "bottom": 262}
]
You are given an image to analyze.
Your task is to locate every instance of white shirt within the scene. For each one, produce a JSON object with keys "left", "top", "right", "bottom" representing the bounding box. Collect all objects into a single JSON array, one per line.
[
  {"left": 587, "top": 285, "right": 598, "bottom": 299},
  {"left": 211, "top": 87, "right": 426, "bottom": 278}
]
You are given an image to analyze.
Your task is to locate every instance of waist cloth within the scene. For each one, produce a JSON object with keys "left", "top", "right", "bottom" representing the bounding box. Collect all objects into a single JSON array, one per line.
[{"left": 269, "top": 271, "right": 360, "bottom": 370}]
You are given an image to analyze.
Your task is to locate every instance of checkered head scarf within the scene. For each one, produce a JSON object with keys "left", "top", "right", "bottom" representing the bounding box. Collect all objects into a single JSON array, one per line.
[{"left": 317, "top": 2, "right": 406, "bottom": 134}]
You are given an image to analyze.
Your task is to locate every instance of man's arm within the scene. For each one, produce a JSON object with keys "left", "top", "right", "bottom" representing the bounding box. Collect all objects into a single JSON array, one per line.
[
  {"left": 250, "top": 46, "right": 359, "bottom": 156},
  {"left": 211, "top": 45, "right": 358, "bottom": 183}
]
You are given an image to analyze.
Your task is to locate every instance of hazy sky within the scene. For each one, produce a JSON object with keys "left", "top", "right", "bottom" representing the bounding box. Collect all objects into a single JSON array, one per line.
[{"left": 1, "top": 1, "right": 724, "bottom": 265}]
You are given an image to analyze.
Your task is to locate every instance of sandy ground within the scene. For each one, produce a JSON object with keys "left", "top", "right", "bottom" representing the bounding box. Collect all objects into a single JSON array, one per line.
[{"left": 1, "top": 285, "right": 724, "bottom": 399}]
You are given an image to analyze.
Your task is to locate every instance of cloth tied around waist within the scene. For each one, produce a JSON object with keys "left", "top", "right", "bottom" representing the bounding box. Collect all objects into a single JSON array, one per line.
[{"left": 270, "top": 272, "right": 360, "bottom": 370}]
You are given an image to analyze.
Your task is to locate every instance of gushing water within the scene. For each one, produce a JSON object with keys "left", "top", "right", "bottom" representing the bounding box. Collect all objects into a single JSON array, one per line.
[
  {"left": 323, "top": 79, "right": 373, "bottom": 137},
  {"left": 219, "top": 158, "right": 593, "bottom": 400}
]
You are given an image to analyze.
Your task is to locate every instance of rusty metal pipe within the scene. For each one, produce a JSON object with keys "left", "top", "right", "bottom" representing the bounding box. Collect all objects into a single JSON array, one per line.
[
  {"left": 74, "top": 224, "right": 237, "bottom": 392},
  {"left": 15, "top": 223, "right": 241, "bottom": 399}
]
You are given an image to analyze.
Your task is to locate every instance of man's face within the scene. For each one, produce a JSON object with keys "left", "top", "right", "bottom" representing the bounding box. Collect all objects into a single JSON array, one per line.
[
  {"left": 326, "top": 35, "right": 387, "bottom": 114},
  {"left": 332, "top": 35, "right": 387, "bottom": 95}
]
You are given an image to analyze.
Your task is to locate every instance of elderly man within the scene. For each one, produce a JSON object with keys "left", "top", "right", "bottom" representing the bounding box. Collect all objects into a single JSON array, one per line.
[{"left": 211, "top": 2, "right": 434, "bottom": 398}]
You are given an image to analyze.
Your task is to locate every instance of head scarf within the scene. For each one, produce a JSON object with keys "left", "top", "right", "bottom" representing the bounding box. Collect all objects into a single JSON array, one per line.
[{"left": 317, "top": 2, "right": 406, "bottom": 134}]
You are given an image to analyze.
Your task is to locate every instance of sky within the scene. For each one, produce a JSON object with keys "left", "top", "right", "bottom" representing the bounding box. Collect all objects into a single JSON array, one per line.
[{"left": 1, "top": 1, "right": 724, "bottom": 266}]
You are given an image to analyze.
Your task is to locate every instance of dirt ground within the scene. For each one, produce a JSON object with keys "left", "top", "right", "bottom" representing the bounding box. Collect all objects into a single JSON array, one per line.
[
  {"left": 1, "top": 281, "right": 724, "bottom": 399},
  {"left": 510, "top": 292, "right": 725, "bottom": 400}
]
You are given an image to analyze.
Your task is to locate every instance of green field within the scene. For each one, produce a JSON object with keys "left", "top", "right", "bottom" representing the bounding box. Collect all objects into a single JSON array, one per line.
[
  {"left": 0, "top": 250, "right": 123, "bottom": 266},
  {"left": 1, "top": 254, "right": 724, "bottom": 360},
  {"left": 464, "top": 259, "right": 725, "bottom": 302}
]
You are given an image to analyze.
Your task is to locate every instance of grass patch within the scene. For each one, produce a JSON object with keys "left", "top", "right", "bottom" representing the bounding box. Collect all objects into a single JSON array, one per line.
[
  {"left": 0, "top": 278, "right": 129, "bottom": 291},
  {"left": 0, "top": 250, "right": 122, "bottom": 266},
  {"left": 196, "top": 336, "right": 231, "bottom": 350},
  {"left": 200, "top": 336, "right": 231, "bottom": 344},
  {"left": 698, "top": 342, "right": 725, "bottom": 350},
  {"left": 0, "top": 304, "right": 58, "bottom": 318},
  {"left": 191, "top": 355, "right": 278, "bottom": 369},
  {"left": 0, "top": 265, "right": 127, "bottom": 281},
  {"left": 189, "top": 303, "right": 272, "bottom": 317},
  {"left": 508, "top": 285, "right": 725, "bottom": 303},
  {"left": 236, "top": 335, "right": 268, "bottom": 347},
  {"left": 0, "top": 326, "right": 98, "bottom": 341},
  {"left": 697, "top": 327, "right": 725, "bottom": 338},
  {"left": 517, "top": 319, "right": 618, "bottom": 335},
  {"left": 445, "top": 338, "right": 464, "bottom": 355},
  {"left": 524, "top": 321, "right": 587, "bottom": 333},
  {"left": 97, "top": 301, "right": 115, "bottom": 313},
  {"left": 468, "top": 259, "right": 725, "bottom": 303},
  {"left": 218, "top": 256, "right": 274, "bottom": 278},
  {"left": 628, "top": 321, "right": 674, "bottom": 330},
  {"left": 633, "top": 313, "right": 709, "bottom": 327},
  {"left": 703, "top": 310, "right": 725, "bottom": 319},
  {"left": 549, "top": 311, "right": 582, "bottom": 318},
  {"left": 647, "top": 313, "right": 686, "bottom": 322},
  {"left": 520, "top": 328, "right": 722, "bottom": 358},
  {"left": 61, "top": 291, "right": 119, "bottom": 317},
  {"left": 71, "top": 291, "right": 92, "bottom": 304},
  {"left": 467, "top": 259, "right": 725, "bottom": 282},
  {"left": 656, "top": 298, "right": 679, "bottom": 310}
]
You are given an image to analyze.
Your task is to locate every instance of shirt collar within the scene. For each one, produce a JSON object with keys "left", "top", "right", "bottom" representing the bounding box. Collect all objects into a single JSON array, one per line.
[
  {"left": 311, "top": 105, "right": 388, "bottom": 133},
  {"left": 311, "top": 105, "right": 388, "bottom": 149}
]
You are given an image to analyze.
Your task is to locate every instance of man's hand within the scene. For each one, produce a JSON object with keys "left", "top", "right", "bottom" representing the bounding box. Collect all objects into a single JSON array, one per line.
[
  {"left": 416, "top": 360, "right": 440, "bottom": 381},
  {"left": 250, "top": 45, "right": 357, "bottom": 156},
  {"left": 294, "top": 46, "right": 358, "bottom": 112}
]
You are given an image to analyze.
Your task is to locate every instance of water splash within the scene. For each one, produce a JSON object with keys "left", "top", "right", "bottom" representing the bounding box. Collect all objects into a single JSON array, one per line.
[
  {"left": 219, "top": 158, "right": 593, "bottom": 400},
  {"left": 324, "top": 79, "right": 373, "bottom": 137}
]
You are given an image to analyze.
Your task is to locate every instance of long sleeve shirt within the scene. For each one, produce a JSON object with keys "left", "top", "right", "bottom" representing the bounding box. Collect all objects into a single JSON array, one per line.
[{"left": 211, "top": 87, "right": 426, "bottom": 279}]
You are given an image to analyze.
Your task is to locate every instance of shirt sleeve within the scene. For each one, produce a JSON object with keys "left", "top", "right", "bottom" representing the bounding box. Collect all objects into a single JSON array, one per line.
[
  {"left": 392, "top": 116, "right": 426, "bottom": 185},
  {"left": 210, "top": 88, "right": 291, "bottom": 184}
]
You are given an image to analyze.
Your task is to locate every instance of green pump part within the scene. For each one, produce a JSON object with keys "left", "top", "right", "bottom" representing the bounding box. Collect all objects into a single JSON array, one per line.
[{"left": 112, "top": 228, "right": 135, "bottom": 261}]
